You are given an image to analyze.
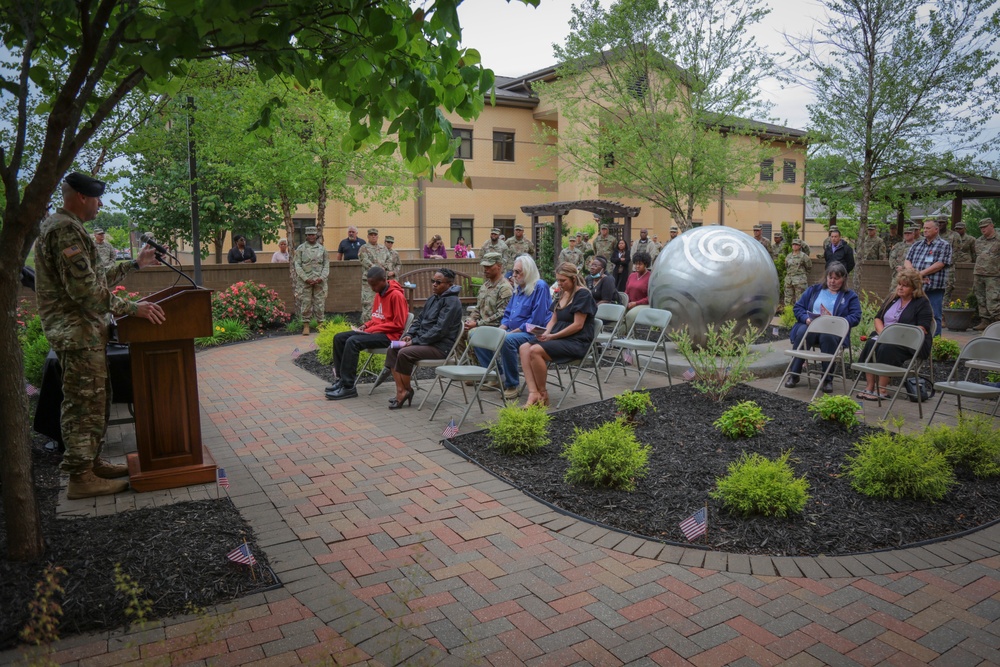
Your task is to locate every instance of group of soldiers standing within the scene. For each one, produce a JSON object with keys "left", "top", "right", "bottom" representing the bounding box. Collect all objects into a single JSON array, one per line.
[{"left": 557, "top": 223, "right": 679, "bottom": 271}]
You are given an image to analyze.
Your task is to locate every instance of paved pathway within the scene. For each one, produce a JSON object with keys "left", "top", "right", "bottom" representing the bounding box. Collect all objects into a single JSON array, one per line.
[{"left": 4, "top": 334, "right": 1000, "bottom": 666}]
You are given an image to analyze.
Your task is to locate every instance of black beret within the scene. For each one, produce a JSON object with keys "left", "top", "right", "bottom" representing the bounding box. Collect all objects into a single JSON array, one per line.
[{"left": 64, "top": 172, "right": 106, "bottom": 197}]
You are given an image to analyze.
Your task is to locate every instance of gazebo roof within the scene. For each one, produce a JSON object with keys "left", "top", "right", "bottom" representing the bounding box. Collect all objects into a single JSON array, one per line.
[
  {"left": 520, "top": 199, "right": 641, "bottom": 218},
  {"left": 896, "top": 172, "right": 1000, "bottom": 199}
]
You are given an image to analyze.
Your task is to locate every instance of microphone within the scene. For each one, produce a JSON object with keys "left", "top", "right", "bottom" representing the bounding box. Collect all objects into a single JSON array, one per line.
[{"left": 140, "top": 233, "right": 170, "bottom": 256}]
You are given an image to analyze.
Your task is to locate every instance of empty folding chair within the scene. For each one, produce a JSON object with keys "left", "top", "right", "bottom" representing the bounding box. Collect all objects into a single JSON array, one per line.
[
  {"left": 603, "top": 307, "right": 673, "bottom": 390},
  {"left": 927, "top": 337, "right": 1000, "bottom": 425},
  {"left": 427, "top": 326, "right": 507, "bottom": 428}
]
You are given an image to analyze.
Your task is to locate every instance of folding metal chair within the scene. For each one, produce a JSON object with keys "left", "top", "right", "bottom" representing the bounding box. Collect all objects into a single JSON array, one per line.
[
  {"left": 848, "top": 323, "right": 928, "bottom": 419},
  {"left": 775, "top": 315, "right": 851, "bottom": 401},
  {"left": 603, "top": 307, "right": 673, "bottom": 390},
  {"left": 594, "top": 302, "right": 626, "bottom": 361},
  {"left": 965, "top": 322, "right": 1000, "bottom": 377},
  {"left": 551, "top": 318, "right": 605, "bottom": 409},
  {"left": 983, "top": 321, "right": 1000, "bottom": 339},
  {"left": 427, "top": 326, "right": 507, "bottom": 428},
  {"left": 361, "top": 312, "right": 415, "bottom": 394},
  {"left": 928, "top": 337, "right": 1000, "bottom": 425},
  {"left": 415, "top": 319, "right": 470, "bottom": 409}
]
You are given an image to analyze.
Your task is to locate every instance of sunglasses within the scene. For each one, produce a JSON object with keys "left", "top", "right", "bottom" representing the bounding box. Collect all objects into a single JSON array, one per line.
[{"left": 431, "top": 279, "right": 449, "bottom": 285}]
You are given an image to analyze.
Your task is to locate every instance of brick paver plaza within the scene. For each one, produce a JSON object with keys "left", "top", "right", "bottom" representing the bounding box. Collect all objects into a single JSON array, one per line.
[{"left": 4, "top": 334, "right": 999, "bottom": 666}]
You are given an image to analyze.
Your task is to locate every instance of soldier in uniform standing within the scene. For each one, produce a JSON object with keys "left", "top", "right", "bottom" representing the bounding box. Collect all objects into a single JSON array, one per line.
[
  {"left": 770, "top": 231, "right": 784, "bottom": 261},
  {"left": 358, "top": 228, "right": 390, "bottom": 321},
  {"left": 481, "top": 227, "right": 508, "bottom": 259},
  {"left": 858, "top": 226, "right": 887, "bottom": 261},
  {"left": 783, "top": 239, "right": 812, "bottom": 308},
  {"left": 946, "top": 221, "right": 976, "bottom": 305},
  {"left": 752, "top": 225, "right": 772, "bottom": 253},
  {"left": 631, "top": 228, "right": 659, "bottom": 262},
  {"left": 579, "top": 232, "right": 594, "bottom": 263},
  {"left": 504, "top": 224, "right": 534, "bottom": 271},
  {"left": 888, "top": 226, "right": 917, "bottom": 290},
  {"left": 35, "top": 173, "right": 166, "bottom": 499},
  {"left": 92, "top": 228, "right": 117, "bottom": 270},
  {"left": 558, "top": 235, "right": 584, "bottom": 271},
  {"left": 973, "top": 218, "right": 999, "bottom": 330},
  {"left": 592, "top": 223, "right": 616, "bottom": 260},
  {"left": 384, "top": 235, "right": 402, "bottom": 280},
  {"left": 293, "top": 226, "right": 329, "bottom": 335},
  {"left": 668, "top": 226, "right": 679, "bottom": 243}
]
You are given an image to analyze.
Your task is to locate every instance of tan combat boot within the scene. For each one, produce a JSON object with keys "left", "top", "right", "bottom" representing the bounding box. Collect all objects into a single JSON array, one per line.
[
  {"left": 67, "top": 469, "right": 129, "bottom": 500},
  {"left": 93, "top": 457, "right": 129, "bottom": 478},
  {"left": 302, "top": 322, "right": 310, "bottom": 336},
  {"left": 973, "top": 320, "right": 989, "bottom": 331}
]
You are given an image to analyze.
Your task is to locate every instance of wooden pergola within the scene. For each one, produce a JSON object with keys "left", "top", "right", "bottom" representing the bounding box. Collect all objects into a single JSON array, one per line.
[
  {"left": 896, "top": 173, "right": 1000, "bottom": 233},
  {"left": 520, "top": 199, "right": 642, "bottom": 269}
]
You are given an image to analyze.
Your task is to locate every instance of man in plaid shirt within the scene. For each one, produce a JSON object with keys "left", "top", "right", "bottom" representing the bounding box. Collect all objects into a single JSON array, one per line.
[{"left": 905, "top": 219, "right": 953, "bottom": 336}]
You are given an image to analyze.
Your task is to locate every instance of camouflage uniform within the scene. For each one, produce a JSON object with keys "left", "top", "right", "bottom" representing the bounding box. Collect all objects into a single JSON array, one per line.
[
  {"left": 470, "top": 276, "right": 513, "bottom": 328},
  {"left": 577, "top": 237, "right": 594, "bottom": 263},
  {"left": 385, "top": 248, "right": 403, "bottom": 281},
  {"left": 769, "top": 240, "right": 784, "bottom": 262},
  {"left": 946, "top": 229, "right": 977, "bottom": 304},
  {"left": 630, "top": 238, "right": 659, "bottom": 262},
  {"left": 293, "top": 240, "right": 329, "bottom": 322},
  {"left": 858, "top": 235, "right": 887, "bottom": 261},
  {"left": 783, "top": 250, "right": 812, "bottom": 307},
  {"left": 481, "top": 238, "right": 508, "bottom": 259},
  {"left": 592, "top": 233, "right": 617, "bottom": 261},
  {"left": 504, "top": 235, "right": 534, "bottom": 271},
  {"left": 94, "top": 239, "right": 117, "bottom": 271},
  {"left": 35, "top": 209, "right": 141, "bottom": 474},
  {"left": 358, "top": 240, "right": 391, "bottom": 320},
  {"left": 558, "top": 245, "right": 584, "bottom": 271},
  {"left": 887, "top": 238, "right": 914, "bottom": 290},
  {"left": 973, "top": 230, "right": 1000, "bottom": 324}
]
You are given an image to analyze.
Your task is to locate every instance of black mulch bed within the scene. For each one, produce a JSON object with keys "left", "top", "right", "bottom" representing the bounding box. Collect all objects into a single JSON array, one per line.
[
  {"left": 0, "top": 411, "right": 276, "bottom": 650},
  {"left": 446, "top": 383, "right": 1000, "bottom": 557}
]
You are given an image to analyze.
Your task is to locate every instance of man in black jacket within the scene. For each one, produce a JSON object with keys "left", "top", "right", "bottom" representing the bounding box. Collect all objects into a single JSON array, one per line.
[
  {"left": 382, "top": 268, "right": 464, "bottom": 408},
  {"left": 823, "top": 227, "right": 855, "bottom": 274}
]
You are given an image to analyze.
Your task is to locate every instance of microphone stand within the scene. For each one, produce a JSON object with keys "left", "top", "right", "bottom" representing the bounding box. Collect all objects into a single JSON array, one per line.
[{"left": 151, "top": 250, "right": 199, "bottom": 288}]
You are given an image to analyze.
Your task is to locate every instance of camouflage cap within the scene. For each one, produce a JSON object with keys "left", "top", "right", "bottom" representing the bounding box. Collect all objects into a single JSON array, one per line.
[
  {"left": 954, "top": 221, "right": 966, "bottom": 229},
  {"left": 774, "top": 231, "right": 783, "bottom": 237},
  {"left": 752, "top": 224, "right": 762, "bottom": 231},
  {"left": 905, "top": 226, "right": 918, "bottom": 234},
  {"left": 600, "top": 223, "right": 609, "bottom": 230},
  {"left": 385, "top": 235, "right": 395, "bottom": 243},
  {"left": 491, "top": 227, "right": 500, "bottom": 235},
  {"left": 93, "top": 228, "right": 105, "bottom": 234},
  {"left": 670, "top": 225, "right": 678, "bottom": 232},
  {"left": 792, "top": 238, "right": 802, "bottom": 245},
  {"left": 367, "top": 228, "right": 379, "bottom": 235},
  {"left": 305, "top": 226, "right": 318, "bottom": 235},
  {"left": 514, "top": 224, "right": 524, "bottom": 231},
  {"left": 828, "top": 225, "right": 839, "bottom": 232},
  {"left": 980, "top": 217, "right": 995, "bottom": 228},
  {"left": 481, "top": 251, "right": 503, "bottom": 266},
  {"left": 575, "top": 231, "right": 583, "bottom": 237},
  {"left": 64, "top": 172, "right": 106, "bottom": 197}
]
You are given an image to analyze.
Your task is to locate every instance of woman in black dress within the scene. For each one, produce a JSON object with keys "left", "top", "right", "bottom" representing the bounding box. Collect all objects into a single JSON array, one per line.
[
  {"left": 519, "top": 262, "right": 598, "bottom": 406},
  {"left": 610, "top": 239, "right": 630, "bottom": 293}
]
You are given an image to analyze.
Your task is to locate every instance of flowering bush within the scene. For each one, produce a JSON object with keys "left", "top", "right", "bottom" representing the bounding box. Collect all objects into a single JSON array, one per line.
[
  {"left": 195, "top": 318, "right": 251, "bottom": 347},
  {"left": 111, "top": 285, "right": 141, "bottom": 302},
  {"left": 212, "top": 280, "right": 291, "bottom": 330},
  {"left": 946, "top": 298, "right": 971, "bottom": 309}
]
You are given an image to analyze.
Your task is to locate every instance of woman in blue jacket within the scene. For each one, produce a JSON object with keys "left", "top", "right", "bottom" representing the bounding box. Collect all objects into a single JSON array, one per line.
[{"left": 784, "top": 261, "right": 862, "bottom": 393}]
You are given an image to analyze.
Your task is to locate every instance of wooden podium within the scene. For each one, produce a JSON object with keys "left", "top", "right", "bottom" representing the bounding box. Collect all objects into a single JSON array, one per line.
[{"left": 117, "top": 285, "right": 217, "bottom": 491}]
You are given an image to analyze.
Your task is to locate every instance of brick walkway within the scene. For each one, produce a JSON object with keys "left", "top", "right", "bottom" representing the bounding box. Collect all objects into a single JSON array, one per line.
[{"left": 4, "top": 335, "right": 999, "bottom": 666}]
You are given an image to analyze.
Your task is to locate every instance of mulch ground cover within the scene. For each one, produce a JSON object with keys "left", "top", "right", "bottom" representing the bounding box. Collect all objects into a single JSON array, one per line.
[
  {"left": 446, "top": 383, "right": 1000, "bottom": 557},
  {"left": 0, "top": 406, "right": 276, "bottom": 650}
]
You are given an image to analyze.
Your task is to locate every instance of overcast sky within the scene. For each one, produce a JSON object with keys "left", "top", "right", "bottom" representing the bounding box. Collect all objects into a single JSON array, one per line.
[{"left": 457, "top": 0, "right": 822, "bottom": 131}]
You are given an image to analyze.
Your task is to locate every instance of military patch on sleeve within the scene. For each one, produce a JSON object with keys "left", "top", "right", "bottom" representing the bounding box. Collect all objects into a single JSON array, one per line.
[{"left": 62, "top": 245, "right": 83, "bottom": 258}]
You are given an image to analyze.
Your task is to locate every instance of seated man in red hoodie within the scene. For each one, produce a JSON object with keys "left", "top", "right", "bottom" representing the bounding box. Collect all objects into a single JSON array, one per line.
[{"left": 326, "top": 266, "right": 409, "bottom": 400}]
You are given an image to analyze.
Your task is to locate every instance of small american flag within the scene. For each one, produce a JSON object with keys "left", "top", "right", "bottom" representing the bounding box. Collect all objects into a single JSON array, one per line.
[
  {"left": 442, "top": 419, "right": 459, "bottom": 439},
  {"left": 217, "top": 468, "right": 229, "bottom": 489},
  {"left": 291, "top": 347, "right": 301, "bottom": 359},
  {"left": 682, "top": 367, "right": 696, "bottom": 381},
  {"left": 227, "top": 543, "right": 256, "bottom": 567},
  {"left": 679, "top": 507, "right": 708, "bottom": 541},
  {"left": 25, "top": 383, "right": 39, "bottom": 397},
  {"left": 622, "top": 349, "right": 633, "bottom": 365}
]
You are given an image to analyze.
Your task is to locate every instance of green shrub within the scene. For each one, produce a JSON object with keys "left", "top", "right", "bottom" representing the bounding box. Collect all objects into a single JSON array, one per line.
[
  {"left": 846, "top": 431, "right": 955, "bottom": 501},
  {"left": 487, "top": 404, "right": 551, "bottom": 455},
  {"left": 779, "top": 305, "right": 796, "bottom": 330},
  {"left": 709, "top": 451, "right": 810, "bottom": 517},
  {"left": 22, "top": 332, "right": 50, "bottom": 388},
  {"left": 924, "top": 415, "right": 1000, "bottom": 478},
  {"left": 195, "top": 318, "right": 252, "bottom": 347},
  {"left": 808, "top": 395, "right": 861, "bottom": 429},
  {"left": 614, "top": 390, "right": 654, "bottom": 422},
  {"left": 670, "top": 321, "right": 760, "bottom": 401},
  {"left": 313, "top": 318, "right": 384, "bottom": 371},
  {"left": 931, "top": 337, "right": 960, "bottom": 362},
  {"left": 562, "top": 419, "right": 650, "bottom": 491},
  {"left": 285, "top": 317, "right": 304, "bottom": 334},
  {"left": 851, "top": 291, "right": 881, "bottom": 354},
  {"left": 986, "top": 370, "right": 1000, "bottom": 384},
  {"left": 212, "top": 280, "right": 291, "bottom": 330},
  {"left": 713, "top": 401, "right": 771, "bottom": 439}
]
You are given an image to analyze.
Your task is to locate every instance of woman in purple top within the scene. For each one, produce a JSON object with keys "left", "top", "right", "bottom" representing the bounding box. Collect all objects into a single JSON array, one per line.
[{"left": 423, "top": 234, "right": 447, "bottom": 259}]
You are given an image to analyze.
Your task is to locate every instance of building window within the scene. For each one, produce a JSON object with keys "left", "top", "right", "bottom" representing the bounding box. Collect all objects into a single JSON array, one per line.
[
  {"left": 760, "top": 159, "right": 774, "bottom": 181},
  {"left": 760, "top": 222, "right": 772, "bottom": 239},
  {"left": 783, "top": 159, "right": 796, "bottom": 183},
  {"left": 291, "top": 218, "right": 312, "bottom": 247},
  {"left": 233, "top": 229, "right": 262, "bottom": 251},
  {"left": 493, "top": 132, "right": 514, "bottom": 162},
  {"left": 453, "top": 128, "right": 472, "bottom": 160},
  {"left": 451, "top": 218, "right": 473, "bottom": 247},
  {"left": 494, "top": 217, "right": 516, "bottom": 239}
]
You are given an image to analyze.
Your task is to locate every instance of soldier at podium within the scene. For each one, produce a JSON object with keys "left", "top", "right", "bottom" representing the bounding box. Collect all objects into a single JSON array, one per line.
[{"left": 35, "top": 172, "right": 166, "bottom": 500}]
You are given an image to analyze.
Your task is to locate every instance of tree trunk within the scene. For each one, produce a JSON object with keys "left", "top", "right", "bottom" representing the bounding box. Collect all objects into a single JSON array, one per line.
[
  {"left": 0, "top": 244, "right": 45, "bottom": 562},
  {"left": 316, "top": 157, "right": 329, "bottom": 243},
  {"left": 278, "top": 188, "right": 299, "bottom": 315}
]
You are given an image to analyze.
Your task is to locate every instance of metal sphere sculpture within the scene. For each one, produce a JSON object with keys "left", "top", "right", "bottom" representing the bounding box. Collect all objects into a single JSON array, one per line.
[{"left": 648, "top": 226, "right": 778, "bottom": 347}]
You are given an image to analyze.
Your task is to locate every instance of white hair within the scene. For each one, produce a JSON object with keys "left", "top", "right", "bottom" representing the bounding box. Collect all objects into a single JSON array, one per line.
[{"left": 514, "top": 255, "right": 541, "bottom": 295}]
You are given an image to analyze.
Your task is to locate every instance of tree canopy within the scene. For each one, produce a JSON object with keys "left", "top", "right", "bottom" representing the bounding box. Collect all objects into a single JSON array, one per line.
[
  {"left": 534, "top": 0, "right": 782, "bottom": 230},
  {"left": 0, "top": 0, "right": 538, "bottom": 561}
]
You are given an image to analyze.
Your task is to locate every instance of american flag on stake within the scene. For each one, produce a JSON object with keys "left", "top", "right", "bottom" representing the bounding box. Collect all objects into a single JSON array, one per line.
[
  {"left": 682, "top": 368, "right": 696, "bottom": 381},
  {"left": 442, "top": 419, "right": 459, "bottom": 439},
  {"left": 217, "top": 468, "right": 229, "bottom": 489},
  {"left": 227, "top": 543, "right": 257, "bottom": 567},
  {"left": 25, "top": 383, "right": 39, "bottom": 397},
  {"left": 291, "top": 347, "right": 301, "bottom": 360},
  {"left": 622, "top": 349, "right": 633, "bottom": 365},
  {"left": 679, "top": 507, "right": 708, "bottom": 541}
]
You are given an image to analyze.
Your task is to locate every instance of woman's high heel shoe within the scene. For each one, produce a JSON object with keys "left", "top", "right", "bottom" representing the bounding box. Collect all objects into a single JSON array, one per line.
[{"left": 388, "top": 389, "right": 414, "bottom": 410}]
